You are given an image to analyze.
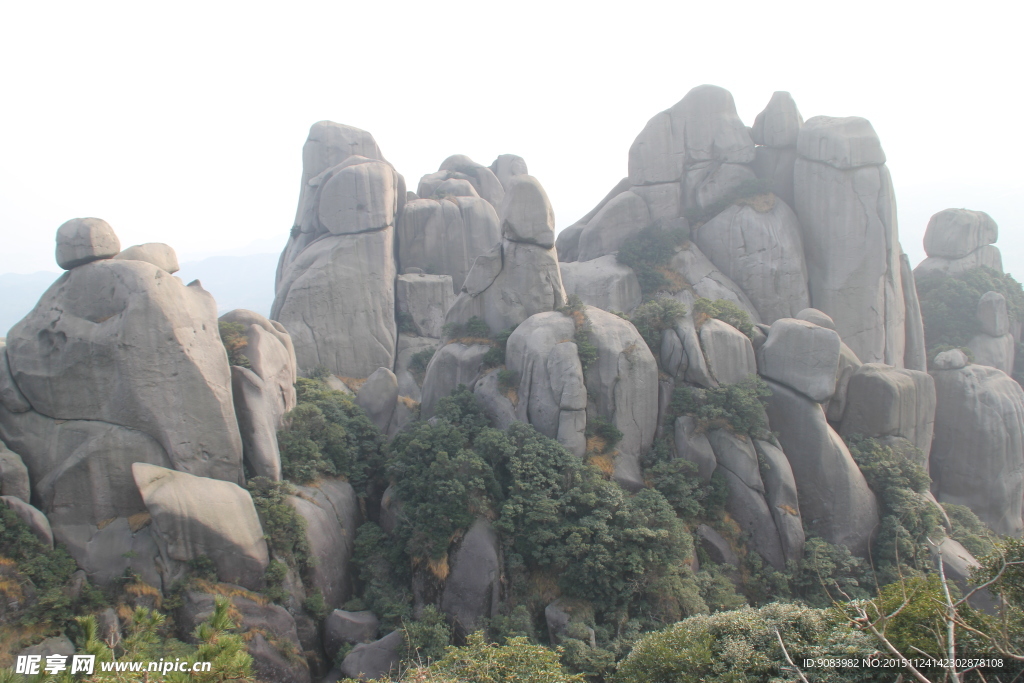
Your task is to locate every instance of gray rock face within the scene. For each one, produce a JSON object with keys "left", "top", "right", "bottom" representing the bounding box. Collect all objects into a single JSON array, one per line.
[
  {"left": 132, "top": 463, "right": 269, "bottom": 590},
  {"left": 707, "top": 430, "right": 786, "bottom": 569},
  {"left": 325, "top": 610, "right": 380, "bottom": 659},
  {"left": 221, "top": 309, "right": 298, "bottom": 481},
  {"left": 274, "top": 228, "right": 397, "bottom": 378},
  {"left": 506, "top": 312, "right": 587, "bottom": 456},
  {"left": 441, "top": 518, "right": 500, "bottom": 636},
  {"left": 6, "top": 259, "right": 243, "bottom": 484},
  {"left": 928, "top": 537, "right": 997, "bottom": 613},
  {"left": 900, "top": 254, "right": 928, "bottom": 371},
  {"left": 555, "top": 223, "right": 584, "bottom": 262},
  {"left": 445, "top": 178, "right": 567, "bottom": 337},
  {"left": 0, "top": 345, "right": 30, "bottom": 414},
  {"left": 559, "top": 256, "right": 642, "bottom": 315},
  {"left": 967, "top": 332, "right": 1015, "bottom": 374},
  {"left": 840, "top": 364, "right": 936, "bottom": 459},
  {"left": 668, "top": 244, "right": 761, "bottom": 323},
  {"left": 396, "top": 196, "right": 501, "bottom": 293},
  {"left": 751, "top": 91, "right": 803, "bottom": 148},
  {"left": 287, "top": 479, "right": 360, "bottom": 610},
  {"left": 583, "top": 307, "right": 659, "bottom": 489},
  {"left": 794, "top": 117, "right": 905, "bottom": 365},
  {"left": 396, "top": 274, "right": 455, "bottom": 338},
  {"left": 316, "top": 158, "right": 397, "bottom": 235},
  {"left": 55, "top": 217, "right": 120, "bottom": 269},
  {"left": 933, "top": 348, "right": 969, "bottom": 370},
  {"left": 674, "top": 416, "right": 716, "bottom": 483},
  {"left": 757, "top": 318, "right": 841, "bottom": 402},
  {"left": 795, "top": 308, "right": 836, "bottom": 330},
  {"left": 754, "top": 440, "right": 805, "bottom": 564},
  {"left": 752, "top": 146, "right": 798, "bottom": 209},
  {"left": 473, "top": 370, "right": 518, "bottom": 431},
  {"left": 930, "top": 364, "right": 1024, "bottom": 536},
  {"left": 826, "top": 341, "right": 862, "bottom": 424},
  {"left": 2, "top": 495, "right": 53, "bottom": 547},
  {"left": 577, "top": 191, "right": 650, "bottom": 261},
  {"left": 355, "top": 368, "right": 399, "bottom": 434},
  {"left": 340, "top": 629, "right": 403, "bottom": 681},
  {"left": 978, "top": 291, "right": 1010, "bottom": 337},
  {"left": 500, "top": 175, "right": 556, "bottom": 248},
  {"left": 695, "top": 524, "right": 738, "bottom": 567},
  {"left": 435, "top": 155, "right": 506, "bottom": 209},
  {"left": 796, "top": 116, "right": 885, "bottom": 169},
  {"left": 699, "top": 319, "right": 757, "bottom": 385},
  {"left": 419, "top": 343, "right": 491, "bottom": 419},
  {"left": 0, "top": 440, "right": 29, "bottom": 501},
  {"left": 115, "top": 243, "right": 179, "bottom": 273},
  {"left": 435, "top": 178, "right": 479, "bottom": 197},
  {"left": 914, "top": 245, "right": 1004, "bottom": 279},
  {"left": 490, "top": 154, "right": 528, "bottom": 190},
  {"left": 394, "top": 335, "right": 438, "bottom": 401},
  {"left": 764, "top": 380, "right": 880, "bottom": 556},
  {"left": 923, "top": 209, "right": 998, "bottom": 259},
  {"left": 694, "top": 198, "right": 810, "bottom": 323}
]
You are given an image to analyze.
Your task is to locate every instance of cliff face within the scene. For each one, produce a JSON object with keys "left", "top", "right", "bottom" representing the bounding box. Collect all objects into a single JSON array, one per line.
[{"left": 2, "top": 84, "right": 1021, "bottom": 677}]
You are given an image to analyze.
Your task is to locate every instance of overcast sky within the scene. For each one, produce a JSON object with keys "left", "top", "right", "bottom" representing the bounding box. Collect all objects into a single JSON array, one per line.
[{"left": 1, "top": 1, "right": 1021, "bottom": 276}]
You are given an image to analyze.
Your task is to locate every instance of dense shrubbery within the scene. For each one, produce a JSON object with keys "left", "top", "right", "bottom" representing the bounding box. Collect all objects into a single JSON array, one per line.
[
  {"left": 616, "top": 224, "right": 689, "bottom": 298},
  {"left": 218, "top": 320, "right": 252, "bottom": 368},
  {"left": 401, "top": 631, "right": 584, "bottom": 683},
  {"left": 917, "top": 265, "right": 1024, "bottom": 378},
  {"left": 276, "top": 377, "right": 386, "bottom": 488},
  {"left": 627, "top": 298, "right": 687, "bottom": 357},
  {"left": 670, "top": 376, "right": 772, "bottom": 438},
  {"left": 692, "top": 297, "right": 755, "bottom": 338}
]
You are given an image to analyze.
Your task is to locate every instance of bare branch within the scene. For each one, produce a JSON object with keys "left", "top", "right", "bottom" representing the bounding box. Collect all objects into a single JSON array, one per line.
[{"left": 774, "top": 628, "right": 810, "bottom": 683}]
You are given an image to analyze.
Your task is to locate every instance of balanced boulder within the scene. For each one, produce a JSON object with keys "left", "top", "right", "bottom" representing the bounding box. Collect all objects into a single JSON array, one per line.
[{"left": 55, "top": 217, "right": 120, "bottom": 269}]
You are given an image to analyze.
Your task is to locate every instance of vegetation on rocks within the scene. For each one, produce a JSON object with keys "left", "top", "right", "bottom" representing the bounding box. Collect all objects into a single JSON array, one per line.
[
  {"left": 692, "top": 297, "right": 755, "bottom": 338},
  {"left": 218, "top": 320, "right": 252, "bottom": 368},
  {"left": 671, "top": 376, "right": 772, "bottom": 438},
  {"left": 615, "top": 224, "right": 689, "bottom": 298},
  {"left": 627, "top": 298, "right": 687, "bottom": 357}
]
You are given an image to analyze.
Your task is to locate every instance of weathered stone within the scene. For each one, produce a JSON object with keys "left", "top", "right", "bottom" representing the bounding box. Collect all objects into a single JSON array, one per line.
[
  {"left": 695, "top": 524, "right": 738, "bottom": 567},
  {"left": 490, "top": 154, "right": 528, "bottom": 190},
  {"left": 933, "top": 348, "right": 969, "bottom": 370},
  {"left": 394, "top": 335, "right": 438, "bottom": 401},
  {"left": 473, "top": 370, "right": 518, "bottom": 431},
  {"left": 500, "top": 175, "right": 556, "bottom": 248},
  {"left": 967, "top": 332, "right": 1015, "bottom": 374},
  {"left": 0, "top": 345, "right": 30, "bottom": 414},
  {"left": 555, "top": 223, "right": 584, "bottom": 262},
  {"left": 273, "top": 228, "right": 397, "bottom": 378},
  {"left": 132, "top": 463, "right": 268, "bottom": 589},
  {"left": 795, "top": 308, "right": 835, "bottom": 330},
  {"left": 752, "top": 146, "right": 798, "bottom": 208},
  {"left": 670, "top": 291, "right": 716, "bottom": 388},
  {"left": 583, "top": 307, "right": 659, "bottom": 490},
  {"left": 923, "top": 209, "right": 998, "bottom": 259},
  {"left": 286, "top": 493, "right": 349, "bottom": 610},
  {"left": 419, "top": 343, "right": 491, "bottom": 419},
  {"left": 115, "top": 243, "right": 179, "bottom": 273},
  {"left": 840, "top": 364, "right": 936, "bottom": 458},
  {"left": 396, "top": 274, "right": 455, "bottom": 338},
  {"left": 325, "top": 610, "right": 380, "bottom": 659},
  {"left": 355, "top": 368, "right": 399, "bottom": 434},
  {"left": 55, "top": 217, "right": 120, "bottom": 269},
  {"left": 2, "top": 495, "right": 53, "bottom": 547},
  {"left": 441, "top": 518, "right": 500, "bottom": 636},
  {"left": 506, "top": 312, "right": 587, "bottom": 456},
  {"left": 437, "top": 155, "right": 505, "bottom": 209},
  {"left": 751, "top": 91, "right": 802, "bottom": 148},
  {"left": 340, "top": 629, "right": 403, "bottom": 681},
  {"left": 630, "top": 182, "right": 683, "bottom": 225},
  {"left": 900, "top": 254, "right": 928, "bottom": 371},
  {"left": 230, "top": 366, "right": 282, "bottom": 480},
  {"left": 445, "top": 240, "right": 566, "bottom": 337},
  {"left": 796, "top": 116, "right": 885, "bottom": 169},
  {"left": 688, "top": 162, "right": 758, "bottom": 213},
  {"left": 19, "top": 635, "right": 75, "bottom": 660},
  {"left": 668, "top": 244, "right": 761, "bottom": 321},
  {"left": 435, "top": 178, "right": 479, "bottom": 197},
  {"left": 6, "top": 259, "right": 243, "bottom": 483},
  {"left": 757, "top": 318, "right": 841, "bottom": 402},
  {"left": 0, "top": 440, "right": 29, "bottom": 501},
  {"left": 914, "top": 245, "right": 1004, "bottom": 279},
  {"left": 794, "top": 153, "right": 905, "bottom": 365},
  {"left": 754, "top": 440, "right": 804, "bottom": 564},
  {"left": 977, "top": 291, "right": 1010, "bottom": 337},
  {"left": 577, "top": 191, "right": 650, "bottom": 261},
  {"left": 544, "top": 599, "right": 596, "bottom": 647},
  {"left": 396, "top": 197, "right": 501, "bottom": 292},
  {"left": 694, "top": 198, "right": 809, "bottom": 323},
  {"left": 928, "top": 537, "right": 997, "bottom": 613},
  {"left": 717, "top": 468, "right": 786, "bottom": 570},
  {"left": 559, "top": 255, "right": 642, "bottom": 315},
  {"left": 764, "top": 380, "right": 880, "bottom": 556},
  {"left": 826, "top": 341, "right": 864, "bottom": 423},
  {"left": 930, "top": 364, "right": 1024, "bottom": 536},
  {"left": 699, "top": 319, "right": 757, "bottom": 385},
  {"left": 312, "top": 157, "right": 398, "bottom": 235},
  {"left": 674, "top": 416, "right": 716, "bottom": 483}
]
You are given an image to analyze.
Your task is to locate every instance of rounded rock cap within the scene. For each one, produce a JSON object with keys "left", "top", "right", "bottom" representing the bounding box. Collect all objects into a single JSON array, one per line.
[{"left": 55, "top": 217, "right": 120, "bottom": 270}]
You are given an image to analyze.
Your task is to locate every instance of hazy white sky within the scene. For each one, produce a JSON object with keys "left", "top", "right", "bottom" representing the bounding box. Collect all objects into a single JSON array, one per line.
[{"left": 1, "top": 1, "right": 1021, "bottom": 275}]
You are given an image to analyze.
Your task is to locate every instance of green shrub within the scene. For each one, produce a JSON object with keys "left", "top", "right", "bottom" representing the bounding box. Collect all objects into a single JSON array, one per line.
[
  {"left": 671, "top": 376, "right": 772, "bottom": 438},
  {"left": 218, "top": 320, "right": 251, "bottom": 368},
  {"left": 613, "top": 602, "right": 874, "bottom": 683},
  {"left": 944, "top": 503, "right": 997, "bottom": 558},
  {"left": 585, "top": 416, "right": 622, "bottom": 453},
  {"left": 559, "top": 294, "right": 599, "bottom": 371},
  {"left": 409, "top": 347, "right": 436, "bottom": 383},
  {"left": 352, "top": 522, "right": 413, "bottom": 630},
  {"left": 616, "top": 224, "right": 689, "bottom": 298},
  {"left": 277, "top": 378, "right": 386, "bottom": 489},
  {"left": 246, "top": 477, "right": 314, "bottom": 572},
  {"left": 403, "top": 605, "right": 452, "bottom": 665},
  {"left": 423, "top": 632, "right": 584, "bottom": 683},
  {"left": 397, "top": 310, "right": 418, "bottom": 334},
  {"left": 497, "top": 368, "right": 515, "bottom": 391},
  {"left": 692, "top": 297, "right": 755, "bottom": 338},
  {"left": 628, "top": 298, "right": 687, "bottom": 357}
]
